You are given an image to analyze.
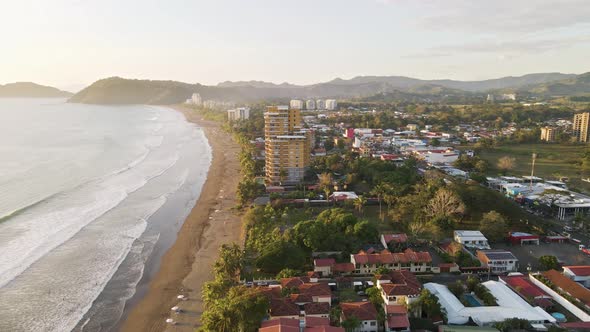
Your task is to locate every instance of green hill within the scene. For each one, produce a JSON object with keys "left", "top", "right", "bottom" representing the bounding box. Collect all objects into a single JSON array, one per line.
[{"left": 0, "top": 82, "right": 72, "bottom": 98}]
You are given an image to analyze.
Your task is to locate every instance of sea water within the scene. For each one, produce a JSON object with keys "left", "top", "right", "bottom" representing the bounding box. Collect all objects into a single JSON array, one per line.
[{"left": 0, "top": 98, "right": 211, "bottom": 332}]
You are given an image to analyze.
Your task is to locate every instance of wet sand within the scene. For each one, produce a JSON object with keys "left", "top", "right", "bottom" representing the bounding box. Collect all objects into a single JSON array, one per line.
[{"left": 120, "top": 106, "right": 242, "bottom": 332}]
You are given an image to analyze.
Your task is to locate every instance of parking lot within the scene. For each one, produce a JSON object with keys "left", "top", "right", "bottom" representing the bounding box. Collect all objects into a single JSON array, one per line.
[{"left": 494, "top": 242, "right": 590, "bottom": 272}]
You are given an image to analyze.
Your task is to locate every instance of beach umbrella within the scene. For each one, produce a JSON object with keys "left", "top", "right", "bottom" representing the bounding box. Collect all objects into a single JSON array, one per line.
[
  {"left": 171, "top": 306, "right": 179, "bottom": 311},
  {"left": 166, "top": 318, "right": 175, "bottom": 324}
]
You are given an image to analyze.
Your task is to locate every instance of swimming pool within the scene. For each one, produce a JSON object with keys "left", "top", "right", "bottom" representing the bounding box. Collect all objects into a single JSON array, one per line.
[{"left": 464, "top": 293, "right": 483, "bottom": 307}]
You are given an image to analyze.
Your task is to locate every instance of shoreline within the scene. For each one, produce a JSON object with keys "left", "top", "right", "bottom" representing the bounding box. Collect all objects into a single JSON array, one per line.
[{"left": 120, "top": 105, "right": 242, "bottom": 332}]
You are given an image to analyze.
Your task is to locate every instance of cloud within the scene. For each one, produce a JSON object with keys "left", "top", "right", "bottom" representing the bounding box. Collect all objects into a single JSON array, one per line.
[
  {"left": 382, "top": 0, "right": 590, "bottom": 34},
  {"left": 403, "top": 35, "right": 590, "bottom": 59}
]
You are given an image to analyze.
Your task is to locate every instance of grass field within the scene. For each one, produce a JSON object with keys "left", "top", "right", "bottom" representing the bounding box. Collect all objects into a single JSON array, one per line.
[{"left": 467, "top": 143, "right": 590, "bottom": 193}]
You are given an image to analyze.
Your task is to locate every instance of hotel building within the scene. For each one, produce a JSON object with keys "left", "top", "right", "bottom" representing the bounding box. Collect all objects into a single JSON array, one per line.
[
  {"left": 573, "top": 112, "right": 590, "bottom": 143},
  {"left": 264, "top": 106, "right": 311, "bottom": 185}
]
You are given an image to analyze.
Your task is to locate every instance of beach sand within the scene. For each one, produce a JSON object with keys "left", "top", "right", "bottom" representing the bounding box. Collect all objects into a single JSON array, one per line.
[{"left": 120, "top": 106, "right": 242, "bottom": 332}]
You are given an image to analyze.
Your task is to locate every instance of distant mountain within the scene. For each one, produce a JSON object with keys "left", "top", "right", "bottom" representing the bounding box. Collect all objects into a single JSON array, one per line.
[
  {"left": 69, "top": 72, "right": 586, "bottom": 105},
  {"left": 524, "top": 72, "right": 590, "bottom": 96},
  {"left": 0, "top": 82, "right": 72, "bottom": 98}
]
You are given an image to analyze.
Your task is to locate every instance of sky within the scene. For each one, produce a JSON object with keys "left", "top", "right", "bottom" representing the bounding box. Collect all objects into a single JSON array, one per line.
[{"left": 1, "top": 0, "right": 589, "bottom": 91}]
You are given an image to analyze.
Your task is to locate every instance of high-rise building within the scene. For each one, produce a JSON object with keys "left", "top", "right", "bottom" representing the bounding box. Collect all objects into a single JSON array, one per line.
[
  {"left": 325, "top": 99, "right": 338, "bottom": 111},
  {"left": 573, "top": 112, "right": 590, "bottom": 143},
  {"left": 540, "top": 127, "right": 556, "bottom": 142},
  {"left": 290, "top": 99, "right": 304, "bottom": 110},
  {"left": 316, "top": 99, "right": 325, "bottom": 110},
  {"left": 306, "top": 99, "right": 316, "bottom": 110},
  {"left": 227, "top": 107, "right": 250, "bottom": 121},
  {"left": 264, "top": 106, "right": 311, "bottom": 185}
]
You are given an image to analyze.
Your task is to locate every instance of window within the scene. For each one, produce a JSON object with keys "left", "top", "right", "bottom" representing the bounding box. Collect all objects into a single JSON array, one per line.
[{"left": 370, "top": 321, "right": 376, "bottom": 326}]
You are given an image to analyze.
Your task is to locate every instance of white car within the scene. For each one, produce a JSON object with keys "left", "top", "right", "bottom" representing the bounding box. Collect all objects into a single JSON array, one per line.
[{"left": 564, "top": 226, "right": 574, "bottom": 232}]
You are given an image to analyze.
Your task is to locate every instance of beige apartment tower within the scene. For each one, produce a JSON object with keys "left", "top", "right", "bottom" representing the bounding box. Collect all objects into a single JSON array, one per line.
[
  {"left": 264, "top": 106, "right": 310, "bottom": 185},
  {"left": 540, "top": 127, "right": 556, "bottom": 142},
  {"left": 574, "top": 113, "right": 590, "bottom": 143}
]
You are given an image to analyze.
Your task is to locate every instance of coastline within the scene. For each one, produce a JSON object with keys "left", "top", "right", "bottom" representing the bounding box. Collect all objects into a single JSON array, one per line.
[{"left": 121, "top": 105, "right": 242, "bottom": 332}]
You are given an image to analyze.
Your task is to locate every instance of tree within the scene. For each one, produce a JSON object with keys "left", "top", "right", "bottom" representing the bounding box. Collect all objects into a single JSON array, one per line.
[
  {"left": 539, "top": 255, "right": 559, "bottom": 271},
  {"left": 497, "top": 156, "right": 516, "bottom": 175},
  {"left": 493, "top": 318, "right": 532, "bottom": 332},
  {"left": 353, "top": 195, "right": 367, "bottom": 216},
  {"left": 200, "top": 286, "right": 269, "bottom": 332},
  {"left": 214, "top": 243, "right": 244, "bottom": 282},
  {"left": 479, "top": 211, "right": 508, "bottom": 242},
  {"left": 276, "top": 268, "right": 300, "bottom": 280},
  {"left": 374, "top": 266, "right": 392, "bottom": 276},
  {"left": 426, "top": 188, "right": 466, "bottom": 219},
  {"left": 371, "top": 183, "right": 390, "bottom": 221},
  {"left": 431, "top": 138, "right": 441, "bottom": 147},
  {"left": 447, "top": 280, "right": 465, "bottom": 298},
  {"left": 319, "top": 172, "right": 333, "bottom": 202},
  {"left": 341, "top": 316, "right": 362, "bottom": 332}
]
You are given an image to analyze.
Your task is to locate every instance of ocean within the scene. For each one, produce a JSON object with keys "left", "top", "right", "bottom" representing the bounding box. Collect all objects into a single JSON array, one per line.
[{"left": 0, "top": 98, "right": 211, "bottom": 332}]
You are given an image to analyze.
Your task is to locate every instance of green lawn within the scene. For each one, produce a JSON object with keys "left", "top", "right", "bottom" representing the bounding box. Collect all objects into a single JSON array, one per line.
[{"left": 467, "top": 143, "right": 590, "bottom": 193}]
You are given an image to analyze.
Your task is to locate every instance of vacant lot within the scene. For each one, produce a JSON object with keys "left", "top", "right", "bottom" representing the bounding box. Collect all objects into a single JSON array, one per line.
[{"left": 470, "top": 143, "right": 590, "bottom": 193}]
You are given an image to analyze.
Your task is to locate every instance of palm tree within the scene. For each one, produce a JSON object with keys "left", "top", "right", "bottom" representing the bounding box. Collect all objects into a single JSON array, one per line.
[
  {"left": 319, "top": 172, "right": 333, "bottom": 202},
  {"left": 341, "top": 316, "right": 362, "bottom": 332},
  {"left": 371, "top": 183, "right": 390, "bottom": 221},
  {"left": 353, "top": 195, "right": 367, "bottom": 216}
]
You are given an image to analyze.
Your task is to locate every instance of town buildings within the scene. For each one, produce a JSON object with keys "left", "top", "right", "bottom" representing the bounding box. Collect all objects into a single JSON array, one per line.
[
  {"left": 306, "top": 99, "right": 316, "bottom": 110},
  {"left": 476, "top": 250, "right": 519, "bottom": 274},
  {"left": 350, "top": 249, "right": 432, "bottom": 274},
  {"left": 540, "top": 127, "right": 556, "bottom": 142},
  {"left": 340, "top": 302, "right": 378, "bottom": 332},
  {"left": 227, "top": 107, "right": 250, "bottom": 121},
  {"left": 563, "top": 265, "right": 590, "bottom": 287},
  {"left": 453, "top": 231, "right": 490, "bottom": 250},
  {"left": 185, "top": 92, "right": 202, "bottom": 105},
  {"left": 325, "top": 99, "right": 337, "bottom": 111},
  {"left": 264, "top": 106, "right": 311, "bottom": 185},
  {"left": 290, "top": 99, "right": 305, "bottom": 110},
  {"left": 573, "top": 112, "right": 590, "bottom": 142}
]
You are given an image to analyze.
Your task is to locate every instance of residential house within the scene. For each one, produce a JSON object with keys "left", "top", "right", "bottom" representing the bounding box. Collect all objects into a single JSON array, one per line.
[
  {"left": 350, "top": 249, "right": 432, "bottom": 275},
  {"left": 376, "top": 270, "right": 422, "bottom": 307},
  {"left": 380, "top": 233, "right": 408, "bottom": 249},
  {"left": 384, "top": 305, "right": 410, "bottom": 332},
  {"left": 340, "top": 302, "right": 379, "bottom": 332},
  {"left": 563, "top": 266, "right": 590, "bottom": 287},
  {"left": 453, "top": 230, "right": 490, "bottom": 249},
  {"left": 476, "top": 250, "right": 519, "bottom": 274}
]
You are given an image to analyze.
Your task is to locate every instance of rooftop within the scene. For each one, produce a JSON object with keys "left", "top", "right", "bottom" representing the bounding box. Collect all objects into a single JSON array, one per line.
[
  {"left": 543, "top": 269, "right": 590, "bottom": 306},
  {"left": 454, "top": 230, "right": 487, "bottom": 238},
  {"left": 563, "top": 265, "right": 590, "bottom": 277},
  {"left": 352, "top": 248, "right": 432, "bottom": 265},
  {"left": 477, "top": 250, "right": 518, "bottom": 261},
  {"left": 340, "top": 301, "right": 378, "bottom": 321}
]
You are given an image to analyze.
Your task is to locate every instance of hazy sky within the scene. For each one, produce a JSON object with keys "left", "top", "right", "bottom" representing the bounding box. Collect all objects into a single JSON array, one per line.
[{"left": 1, "top": 0, "right": 590, "bottom": 91}]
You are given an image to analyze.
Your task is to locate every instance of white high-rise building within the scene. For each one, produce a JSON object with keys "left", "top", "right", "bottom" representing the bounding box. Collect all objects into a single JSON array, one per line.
[
  {"left": 227, "top": 107, "right": 250, "bottom": 121},
  {"left": 325, "top": 99, "right": 337, "bottom": 111},
  {"left": 191, "top": 93, "right": 202, "bottom": 106},
  {"left": 316, "top": 99, "right": 325, "bottom": 110},
  {"left": 290, "top": 99, "right": 304, "bottom": 110},
  {"left": 306, "top": 99, "right": 316, "bottom": 110}
]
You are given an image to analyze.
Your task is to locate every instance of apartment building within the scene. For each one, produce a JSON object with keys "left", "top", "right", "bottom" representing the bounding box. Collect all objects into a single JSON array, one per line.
[
  {"left": 573, "top": 112, "right": 590, "bottom": 143},
  {"left": 540, "top": 126, "right": 556, "bottom": 142},
  {"left": 264, "top": 106, "right": 311, "bottom": 185},
  {"left": 227, "top": 107, "right": 250, "bottom": 121}
]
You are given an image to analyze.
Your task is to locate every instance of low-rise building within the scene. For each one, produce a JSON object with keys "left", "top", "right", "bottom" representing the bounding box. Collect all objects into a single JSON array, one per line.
[
  {"left": 384, "top": 305, "right": 410, "bottom": 332},
  {"left": 351, "top": 249, "right": 432, "bottom": 274},
  {"left": 340, "top": 302, "right": 378, "bottom": 332},
  {"left": 499, "top": 274, "right": 553, "bottom": 308},
  {"left": 476, "top": 250, "right": 519, "bottom": 274},
  {"left": 376, "top": 270, "right": 422, "bottom": 306},
  {"left": 380, "top": 233, "right": 408, "bottom": 249},
  {"left": 453, "top": 230, "right": 490, "bottom": 250},
  {"left": 563, "top": 266, "right": 590, "bottom": 287}
]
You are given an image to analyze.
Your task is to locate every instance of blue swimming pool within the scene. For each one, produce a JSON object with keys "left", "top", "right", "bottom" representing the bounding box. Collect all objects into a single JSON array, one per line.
[{"left": 464, "top": 293, "right": 483, "bottom": 307}]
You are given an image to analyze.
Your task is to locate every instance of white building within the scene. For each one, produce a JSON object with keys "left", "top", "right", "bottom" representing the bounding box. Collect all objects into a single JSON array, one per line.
[
  {"left": 453, "top": 230, "right": 490, "bottom": 250},
  {"left": 325, "top": 99, "right": 338, "bottom": 111},
  {"left": 316, "top": 99, "right": 325, "bottom": 110},
  {"left": 477, "top": 250, "right": 519, "bottom": 274},
  {"left": 185, "top": 93, "right": 202, "bottom": 106},
  {"left": 290, "top": 99, "right": 304, "bottom": 110},
  {"left": 425, "top": 281, "right": 556, "bottom": 328},
  {"left": 227, "top": 107, "right": 250, "bottom": 121},
  {"left": 306, "top": 99, "right": 316, "bottom": 110}
]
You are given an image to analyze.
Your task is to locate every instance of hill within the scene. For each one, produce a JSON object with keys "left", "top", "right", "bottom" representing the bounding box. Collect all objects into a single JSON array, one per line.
[
  {"left": 68, "top": 72, "right": 586, "bottom": 105},
  {"left": 525, "top": 72, "right": 590, "bottom": 96},
  {"left": 0, "top": 82, "right": 72, "bottom": 98}
]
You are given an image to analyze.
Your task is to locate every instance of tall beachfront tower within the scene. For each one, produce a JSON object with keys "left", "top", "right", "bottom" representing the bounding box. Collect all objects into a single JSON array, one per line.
[
  {"left": 264, "top": 106, "right": 310, "bottom": 185},
  {"left": 573, "top": 112, "right": 590, "bottom": 143}
]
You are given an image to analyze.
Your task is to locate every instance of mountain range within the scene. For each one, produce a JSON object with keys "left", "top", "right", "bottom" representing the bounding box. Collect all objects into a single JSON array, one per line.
[
  {"left": 0, "top": 82, "right": 72, "bottom": 98},
  {"left": 16, "top": 72, "right": 590, "bottom": 105}
]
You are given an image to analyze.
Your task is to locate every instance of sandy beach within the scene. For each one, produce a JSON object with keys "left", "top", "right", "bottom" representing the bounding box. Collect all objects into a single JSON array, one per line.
[{"left": 120, "top": 106, "right": 242, "bottom": 332}]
